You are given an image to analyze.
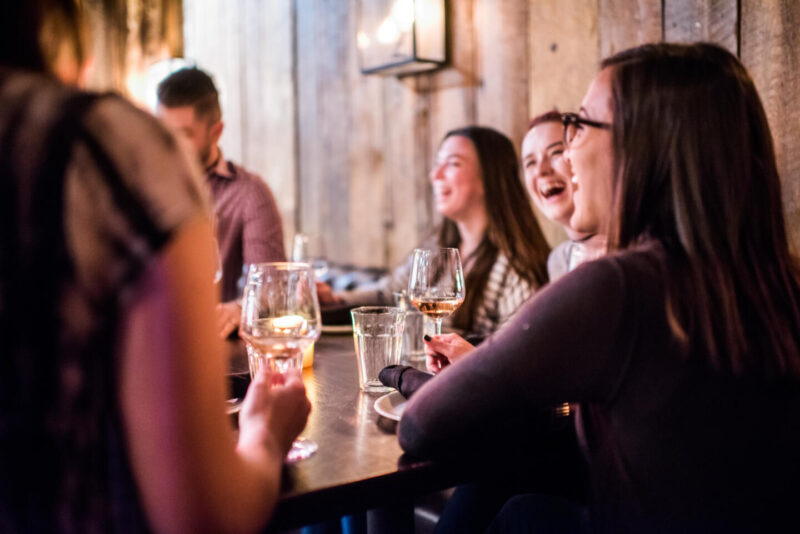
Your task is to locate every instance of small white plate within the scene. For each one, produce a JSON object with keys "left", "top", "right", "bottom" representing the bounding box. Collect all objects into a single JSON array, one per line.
[
  {"left": 374, "top": 390, "right": 406, "bottom": 421},
  {"left": 322, "top": 324, "right": 353, "bottom": 335}
]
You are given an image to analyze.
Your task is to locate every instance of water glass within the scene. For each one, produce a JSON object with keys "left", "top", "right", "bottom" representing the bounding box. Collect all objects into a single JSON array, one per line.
[
  {"left": 393, "top": 291, "right": 426, "bottom": 362},
  {"left": 351, "top": 306, "right": 404, "bottom": 392}
]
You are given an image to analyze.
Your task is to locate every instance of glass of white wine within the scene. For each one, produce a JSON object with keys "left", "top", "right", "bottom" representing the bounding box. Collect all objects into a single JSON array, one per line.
[
  {"left": 408, "top": 248, "right": 465, "bottom": 335},
  {"left": 239, "top": 262, "right": 321, "bottom": 462}
]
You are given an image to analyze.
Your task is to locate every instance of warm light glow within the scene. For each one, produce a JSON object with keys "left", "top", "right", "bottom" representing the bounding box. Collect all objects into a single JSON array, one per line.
[
  {"left": 357, "top": 31, "right": 371, "bottom": 49},
  {"left": 391, "top": 0, "right": 415, "bottom": 31},
  {"left": 273, "top": 314, "right": 307, "bottom": 334},
  {"left": 303, "top": 343, "right": 314, "bottom": 369},
  {"left": 376, "top": 17, "right": 400, "bottom": 44}
]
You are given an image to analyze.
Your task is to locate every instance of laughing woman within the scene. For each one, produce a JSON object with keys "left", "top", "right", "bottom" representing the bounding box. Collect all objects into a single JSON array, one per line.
[
  {"left": 400, "top": 42, "right": 800, "bottom": 533},
  {"left": 522, "top": 111, "right": 607, "bottom": 281},
  {"left": 320, "top": 126, "right": 550, "bottom": 339}
]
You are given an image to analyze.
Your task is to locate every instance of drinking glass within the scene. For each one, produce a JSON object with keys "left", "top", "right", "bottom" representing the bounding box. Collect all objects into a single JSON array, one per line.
[
  {"left": 212, "top": 236, "right": 223, "bottom": 285},
  {"left": 292, "top": 233, "right": 329, "bottom": 280},
  {"left": 239, "top": 262, "right": 321, "bottom": 462},
  {"left": 408, "top": 248, "right": 465, "bottom": 335}
]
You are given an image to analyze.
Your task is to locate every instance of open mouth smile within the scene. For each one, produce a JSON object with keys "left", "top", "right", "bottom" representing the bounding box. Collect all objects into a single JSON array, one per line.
[{"left": 538, "top": 180, "right": 566, "bottom": 200}]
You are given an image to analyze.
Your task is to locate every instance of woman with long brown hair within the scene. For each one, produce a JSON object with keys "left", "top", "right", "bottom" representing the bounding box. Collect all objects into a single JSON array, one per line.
[
  {"left": 400, "top": 42, "right": 800, "bottom": 533},
  {"left": 323, "top": 125, "right": 550, "bottom": 339}
]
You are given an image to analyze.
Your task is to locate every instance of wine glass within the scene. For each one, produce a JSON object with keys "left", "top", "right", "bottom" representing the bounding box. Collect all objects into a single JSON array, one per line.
[
  {"left": 292, "top": 233, "right": 329, "bottom": 280},
  {"left": 408, "top": 248, "right": 465, "bottom": 335},
  {"left": 239, "top": 262, "right": 321, "bottom": 462}
]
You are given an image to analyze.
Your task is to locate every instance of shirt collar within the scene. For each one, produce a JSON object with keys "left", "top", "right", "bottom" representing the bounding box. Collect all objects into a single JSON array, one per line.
[{"left": 205, "top": 148, "right": 234, "bottom": 180}]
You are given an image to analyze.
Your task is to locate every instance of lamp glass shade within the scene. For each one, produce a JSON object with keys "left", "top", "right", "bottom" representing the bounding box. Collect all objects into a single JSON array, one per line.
[{"left": 357, "top": 0, "right": 445, "bottom": 76}]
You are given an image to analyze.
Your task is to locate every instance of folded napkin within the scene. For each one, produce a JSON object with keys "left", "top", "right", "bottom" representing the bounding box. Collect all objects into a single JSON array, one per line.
[{"left": 378, "top": 365, "right": 434, "bottom": 399}]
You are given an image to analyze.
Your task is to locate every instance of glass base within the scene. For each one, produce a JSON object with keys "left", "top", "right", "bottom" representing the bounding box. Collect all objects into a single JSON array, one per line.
[{"left": 286, "top": 437, "right": 318, "bottom": 463}]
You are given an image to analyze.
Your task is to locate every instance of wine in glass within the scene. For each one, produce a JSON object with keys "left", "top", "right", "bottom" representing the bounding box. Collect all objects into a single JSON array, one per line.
[
  {"left": 239, "top": 262, "right": 321, "bottom": 462},
  {"left": 408, "top": 248, "right": 465, "bottom": 335}
]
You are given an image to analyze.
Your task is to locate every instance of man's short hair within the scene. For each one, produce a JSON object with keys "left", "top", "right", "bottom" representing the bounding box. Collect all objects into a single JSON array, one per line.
[{"left": 157, "top": 67, "right": 221, "bottom": 123}]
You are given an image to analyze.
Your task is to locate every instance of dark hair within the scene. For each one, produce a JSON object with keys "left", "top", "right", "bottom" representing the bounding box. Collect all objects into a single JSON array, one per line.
[
  {"left": 0, "top": 2, "right": 48, "bottom": 71},
  {"left": 602, "top": 42, "right": 800, "bottom": 379},
  {"left": 0, "top": 0, "right": 87, "bottom": 75},
  {"left": 157, "top": 67, "right": 222, "bottom": 123},
  {"left": 439, "top": 126, "right": 550, "bottom": 332},
  {"left": 528, "top": 110, "right": 562, "bottom": 130}
]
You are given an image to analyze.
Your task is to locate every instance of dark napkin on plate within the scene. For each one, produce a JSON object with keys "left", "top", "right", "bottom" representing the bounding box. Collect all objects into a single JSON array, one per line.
[{"left": 378, "top": 365, "right": 434, "bottom": 399}]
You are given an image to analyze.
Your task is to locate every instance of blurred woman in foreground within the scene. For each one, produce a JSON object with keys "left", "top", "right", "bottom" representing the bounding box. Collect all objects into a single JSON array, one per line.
[
  {"left": 0, "top": 1, "right": 309, "bottom": 532},
  {"left": 321, "top": 126, "right": 550, "bottom": 339},
  {"left": 400, "top": 42, "right": 800, "bottom": 533}
]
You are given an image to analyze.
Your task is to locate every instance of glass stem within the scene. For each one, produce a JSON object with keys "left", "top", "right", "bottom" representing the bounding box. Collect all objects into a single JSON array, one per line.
[{"left": 434, "top": 317, "right": 443, "bottom": 335}]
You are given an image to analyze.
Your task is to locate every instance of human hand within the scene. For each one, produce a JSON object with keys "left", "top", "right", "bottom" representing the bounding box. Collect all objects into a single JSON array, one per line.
[
  {"left": 237, "top": 368, "right": 311, "bottom": 459},
  {"left": 316, "top": 281, "right": 342, "bottom": 306},
  {"left": 216, "top": 301, "right": 242, "bottom": 339},
  {"left": 424, "top": 333, "right": 475, "bottom": 374}
]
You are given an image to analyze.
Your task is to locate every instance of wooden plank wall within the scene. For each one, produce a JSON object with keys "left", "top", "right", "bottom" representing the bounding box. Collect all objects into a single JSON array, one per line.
[
  {"left": 183, "top": 0, "right": 298, "bottom": 245},
  {"left": 174, "top": 0, "right": 800, "bottom": 265},
  {"left": 83, "top": 0, "right": 183, "bottom": 97}
]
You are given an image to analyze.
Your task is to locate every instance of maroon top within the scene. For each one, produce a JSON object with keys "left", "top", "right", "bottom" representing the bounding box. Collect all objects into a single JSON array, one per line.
[
  {"left": 206, "top": 154, "right": 285, "bottom": 301},
  {"left": 399, "top": 242, "right": 800, "bottom": 533}
]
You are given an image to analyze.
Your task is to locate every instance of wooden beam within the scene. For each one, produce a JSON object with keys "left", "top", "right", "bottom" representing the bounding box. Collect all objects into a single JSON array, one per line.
[{"left": 741, "top": 0, "right": 800, "bottom": 251}]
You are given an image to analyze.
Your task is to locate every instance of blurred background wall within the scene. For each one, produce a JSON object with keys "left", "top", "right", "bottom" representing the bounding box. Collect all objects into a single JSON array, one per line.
[{"left": 84, "top": 0, "right": 800, "bottom": 269}]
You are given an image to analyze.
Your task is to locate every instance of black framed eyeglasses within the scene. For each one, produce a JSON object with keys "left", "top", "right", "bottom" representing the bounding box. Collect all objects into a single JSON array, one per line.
[{"left": 561, "top": 112, "right": 612, "bottom": 147}]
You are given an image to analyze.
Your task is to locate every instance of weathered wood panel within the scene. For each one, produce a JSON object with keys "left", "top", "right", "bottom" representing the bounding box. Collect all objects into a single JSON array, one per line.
[
  {"left": 296, "top": 0, "right": 355, "bottom": 264},
  {"left": 598, "top": 0, "right": 663, "bottom": 59},
  {"left": 175, "top": 0, "right": 800, "bottom": 267},
  {"left": 345, "top": 0, "right": 390, "bottom": 267},
  {"left": 529, "top": 0, "right": 598, "bottom": 114},
  {"left": 83, "top": 0, "right": 128, "bottom": 90},
  {"left": 240, "top": 0, "right": 297, "bottom": 242},
  {"left": 741, "top": 0, "right": 800, "bottom": 252},
  {"left": 183, "top": 0, "right": 244, "bottom": 163},
  {"left": 427, "top": 0, "right": 478, "bottom": 151},
  {"left": 381, "top": 77, "right": 431, "bottom": 267},
  {"left": 183, "top": 0, "right": 297, "bottom": 249},
  {"left": 474, "top": 0, "right": 529, "bottom": 145},
  {"left": 528, "top": 0, "right": 599, "bottom": 246},
  {"left": 663, "top": 0, "right": 738, "bottom": 54},
  {"left": 83, "top": 0, "right": 182, "bottom": 96}
]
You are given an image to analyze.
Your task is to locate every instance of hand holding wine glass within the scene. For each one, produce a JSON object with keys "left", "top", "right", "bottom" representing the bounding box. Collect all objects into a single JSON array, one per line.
[
  {"left": 239, "top": 262, "right": 321, "bottom": 461},
  {"left": 408, "top": 248, "right": 465, "bottom": 335}
]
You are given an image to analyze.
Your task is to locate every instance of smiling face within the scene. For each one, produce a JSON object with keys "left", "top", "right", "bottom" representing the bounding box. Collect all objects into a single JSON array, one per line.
[
  {"left": 521, "top": 121, "right": 575, "bottom": 228},
  {"left": 429, "top": 135, "right": 486, "bottom": 223},
  {"left": 566, "top": 67, "right": 616, "bottom": 235}
]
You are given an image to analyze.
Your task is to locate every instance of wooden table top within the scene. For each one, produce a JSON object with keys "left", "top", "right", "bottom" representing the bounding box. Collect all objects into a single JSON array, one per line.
[{"left": 228, "top": 334, "right": 464, "bottom": 531}]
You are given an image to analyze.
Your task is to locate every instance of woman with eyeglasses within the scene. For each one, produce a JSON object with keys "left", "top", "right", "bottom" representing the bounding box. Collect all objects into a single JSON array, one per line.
[{"left": 400, "top": 42, "right": 800, "bottom": 533}]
